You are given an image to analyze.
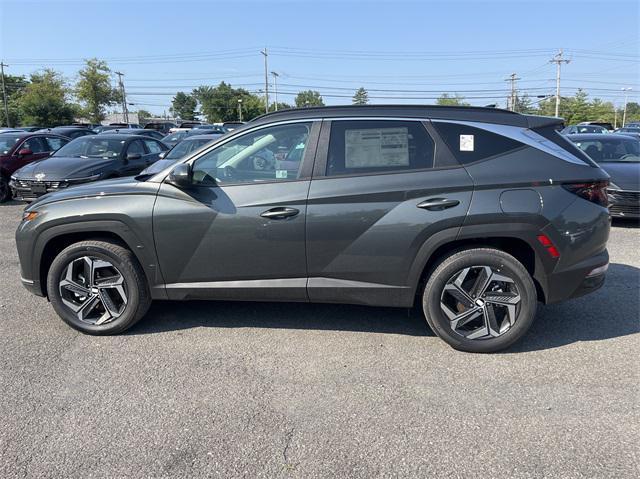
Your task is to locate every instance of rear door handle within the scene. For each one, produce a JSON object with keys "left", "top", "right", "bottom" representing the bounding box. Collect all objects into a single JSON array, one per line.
[
  {"left": 260, "top": 207, "right": 300, "bottom": 219},
  {"left": 417, "top": 198, "right": 460, "bottom": 211}
]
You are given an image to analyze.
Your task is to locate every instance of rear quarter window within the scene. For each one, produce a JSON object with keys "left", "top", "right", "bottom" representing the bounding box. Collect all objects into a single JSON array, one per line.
[{"left": 432, "top": 122, "right": 525, "bottom": 164}]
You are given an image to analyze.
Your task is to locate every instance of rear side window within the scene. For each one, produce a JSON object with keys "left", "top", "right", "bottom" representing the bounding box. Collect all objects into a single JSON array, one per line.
[
  {"left": 326, "top": 120, "right": 435, "bottom": 176},
  {"left": 45, "top": 136, "right": 67, "bottom": 151},
  {"left": 143, "top": 139, "right": 164, "bottom": 153},
  {"left": 433, "top": 122, "right": 524, "bottom": 164}
]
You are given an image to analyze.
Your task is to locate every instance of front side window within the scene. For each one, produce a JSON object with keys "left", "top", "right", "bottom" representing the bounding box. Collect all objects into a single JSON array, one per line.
[
  {"left": 191, "top": 122, "right": 311, "bottom": 185},
  {"left": 21, "top": 137, "right": 47, "bottom": 153},
  {"left": 433, "top": 122, "right": 525, "bottom": 164},
  {"left": 326, "top": 120, "right": 435, "bottom": 176}
]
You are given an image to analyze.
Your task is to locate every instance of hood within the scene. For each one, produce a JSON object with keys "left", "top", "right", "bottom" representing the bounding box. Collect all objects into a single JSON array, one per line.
[
  {"left": 599, "top": 162, "right": 640, "bottom": 191},
  {"left": 26, "top": 177, "right": 160, "bottom": 209},
  {"left": 14, "top": 156, "right": 117, "bottom": 180}
]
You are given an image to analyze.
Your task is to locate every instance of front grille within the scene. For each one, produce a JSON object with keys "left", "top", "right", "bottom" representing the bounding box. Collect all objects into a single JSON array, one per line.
[
  {"left": 13, "top": 179, "right": 63, "bottom": 189},
  {"left": 608, "top": 189, "right": 640, "bottom": 203},
  {"left": 610, "top": 204, "right": 640, "bottom": 217}
]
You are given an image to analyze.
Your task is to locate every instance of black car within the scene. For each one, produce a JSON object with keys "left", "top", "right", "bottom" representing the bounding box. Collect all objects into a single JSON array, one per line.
[
  {"left": 37, "top": 127, "right": 96, "bottom": 140},
  {"left": 15, "top": 105, "right": 612, "bottom": 353},
  {"left": 613, "top": 127, "right": 640, "bottom": 140},
  {"left": 139, "top": 134, "right": 222, "bottom": 176},
  {"left": 10, "top": 133, "right": 168, "bottom": 201},
  {"left": 144, "top": 121, "right": 176, "bottom": 135},
  {"left": 568, "top": 133, "right": 640, "bottom": 218},
  {"left": 161, "top": 130, "right": 189, "bottom": 148},
  {"left": 98, "top": 128, "right": 166, "bottom": 141}
]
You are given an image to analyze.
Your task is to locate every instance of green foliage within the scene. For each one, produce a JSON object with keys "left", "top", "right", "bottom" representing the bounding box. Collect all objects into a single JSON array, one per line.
[
  {"left": 136, "top": 109, "right": 152, "bottom": 124},
  {"left": 436, "top": 93, "right": 469, "bottom": 106},
  {"left": 76, "top": 59, "right": 118, "bottom": 123},
  {"left": 352, "top": 87, "right": 369, "bottom": 105},
  {"left": 0, "top": 74, "right": 28, "bottom": 126},
  {"left": 16, "top": 70, "right": 77, "bottom": 126},
  {"left": 513, "top": 93, "right": 536, "bottom": 114},
  {"left": 171, "top": 91, "right": 197, "bottom": 120},
  {"left": 193, "top": 82, "right": 259, "bottom": 122},
  {"left": 295, "top": 90, "right": 324, "bottom": 107}
]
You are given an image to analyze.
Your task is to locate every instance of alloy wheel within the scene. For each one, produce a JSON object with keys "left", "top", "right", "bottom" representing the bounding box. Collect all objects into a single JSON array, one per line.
[
  {"left": 440, "top": 265, "right": 521, "bottom": 340},
  {"left": 58, "top": 256, "right": 128, "bottom": 325}
]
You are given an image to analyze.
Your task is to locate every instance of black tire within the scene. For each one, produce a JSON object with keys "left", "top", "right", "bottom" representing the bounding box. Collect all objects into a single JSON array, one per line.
[
  {"left": 0, "top": 175, "right": 11, "bottom": 202},
  {"left": 422, "top": 248, "right": 537, "bottom": 353},
  {"left": 47, "top": 240, "right": 151, "bottom": 335}
]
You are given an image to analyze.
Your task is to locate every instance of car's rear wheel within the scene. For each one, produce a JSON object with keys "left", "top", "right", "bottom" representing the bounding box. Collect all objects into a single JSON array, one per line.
[
  {"left": 422, "top": 248, "right": 537, "bottom": 353},
  {"left": 47, "top": 240, "right": 151, "bottom": 334}
]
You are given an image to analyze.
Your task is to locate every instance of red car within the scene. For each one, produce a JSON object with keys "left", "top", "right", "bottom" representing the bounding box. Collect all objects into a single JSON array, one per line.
[{"left": 0, "top": 132, "right": 69, "bottom": 201}]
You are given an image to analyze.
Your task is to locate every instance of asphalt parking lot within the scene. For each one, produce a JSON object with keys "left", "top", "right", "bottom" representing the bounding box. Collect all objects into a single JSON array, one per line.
[{"left": 0, "top": 201, "right": 638, "bottom": 478}]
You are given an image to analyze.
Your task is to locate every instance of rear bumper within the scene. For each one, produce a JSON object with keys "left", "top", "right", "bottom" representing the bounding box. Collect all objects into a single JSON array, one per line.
[{"left": 543, "top": 249, "right": 609, "bottom": 303}]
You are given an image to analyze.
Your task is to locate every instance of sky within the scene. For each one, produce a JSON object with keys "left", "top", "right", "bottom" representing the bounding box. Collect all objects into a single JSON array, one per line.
[{"left": 0, "top": 0, "right": 638, "bottom": 116}]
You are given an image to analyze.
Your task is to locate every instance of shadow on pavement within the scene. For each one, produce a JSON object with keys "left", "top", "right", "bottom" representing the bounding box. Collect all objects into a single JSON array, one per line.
[
  {"left": 128, "top": 263, "right": 639, "bottom": 352},
  {"left": 612, "top": 218, "right": 640, "bottom": 229}
]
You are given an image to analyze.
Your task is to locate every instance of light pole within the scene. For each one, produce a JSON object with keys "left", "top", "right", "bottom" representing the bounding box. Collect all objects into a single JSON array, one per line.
[
  {"left": 271, "top": 71, "right": 279, "bottom": 111},
  {"left": 237, "top": 98, "right": 243, "bottom": 122},
  {"left": 622, "top": 87, "right": 632, "bottom": 127}
]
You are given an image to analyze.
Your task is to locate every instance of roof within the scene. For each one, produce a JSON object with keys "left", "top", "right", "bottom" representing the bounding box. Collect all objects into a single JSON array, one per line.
[
  {"left": 250, "top": 104, "right": 562, "bottom": 129},
  {"left": 566, "top": 133, "right": 635, "bottom": 140}
]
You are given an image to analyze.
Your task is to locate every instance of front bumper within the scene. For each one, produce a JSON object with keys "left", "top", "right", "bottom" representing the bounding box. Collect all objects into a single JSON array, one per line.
[
  {"left": 608, "top": 189, "right": 640, "bottom": 218},
  {"left": 10, "top": 179, "right": 63, "bottom": 202}
]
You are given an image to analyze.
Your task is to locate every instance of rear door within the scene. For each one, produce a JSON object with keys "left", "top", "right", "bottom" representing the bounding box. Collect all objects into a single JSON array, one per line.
[
  {"left": 142, "top": 138, "right": 167, "bottom": 166},
  {"left": 305, "top": 119, "right": 473, "bottom": 307}
]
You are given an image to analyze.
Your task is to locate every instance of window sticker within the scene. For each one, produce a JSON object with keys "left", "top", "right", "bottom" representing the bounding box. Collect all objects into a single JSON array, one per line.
[
  {"left": 345, "top": 127, "right": 409, "bottom": 168},
  {"left": 460, "top": 134, "right": 474, "bottom": 152},
  {"left": 275, "top": 170, "right": 288, "bottom": 179}
]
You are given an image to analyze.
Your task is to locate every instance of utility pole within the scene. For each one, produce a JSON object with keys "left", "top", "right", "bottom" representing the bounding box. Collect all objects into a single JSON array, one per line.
[
  {"left": 505, "top": 73, "right": 520, "bottom": 112},
  {"left": 271, "top": 71, "right": 279, "bottom": 111},
  {"left": 622, "top": 87, "right": 632, "bottom": 127},
  {"left": 115, "top": 71, "right": 129, "bottom": 124},
  {"left": 550, "top": 49, "right": 570, "bottom": 118},
  {"left": 261, "top": 48, "right": 269, "bottom": 114},
  {"left": 237, "top": 98, "right": 243, "bottom": 122},
  {"left": 0, "top": 62, "right": 10, "bottom": 127}
]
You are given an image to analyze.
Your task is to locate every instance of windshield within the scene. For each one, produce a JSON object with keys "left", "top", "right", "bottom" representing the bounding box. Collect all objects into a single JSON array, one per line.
[
  {"left": 573, "top": 138, "right": 640, "bottom": 163},
  {"left": 53, "top": 136, "right": 127, "bottom": 159},
  {"left": 0, "top": 135, "right": 22, "bottom": 155},
  {"left": 162, "top": 131, "right": 188, "bottom": 143},
  {"left": 165, "top": 138, "right": 214, "bottom": 160}
]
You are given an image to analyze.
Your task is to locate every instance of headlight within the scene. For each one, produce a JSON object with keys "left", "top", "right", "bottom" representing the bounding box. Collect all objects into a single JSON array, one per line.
[{"left": 22, "top": 211, "right": 38, "bottom": 222}]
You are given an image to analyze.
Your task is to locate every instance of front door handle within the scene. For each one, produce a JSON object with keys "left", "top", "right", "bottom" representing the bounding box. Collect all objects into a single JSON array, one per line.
[
  {"left": 417, "top": 198, "right": 461, "bottom": 211},
  {"left": 260, "top": 207, "right": 300, "bottom": 219}
]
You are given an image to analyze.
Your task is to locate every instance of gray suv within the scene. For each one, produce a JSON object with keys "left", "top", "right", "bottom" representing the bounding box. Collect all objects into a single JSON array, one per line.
[{"left": 15, "top": 106, "right": 611, "bottom": 353}]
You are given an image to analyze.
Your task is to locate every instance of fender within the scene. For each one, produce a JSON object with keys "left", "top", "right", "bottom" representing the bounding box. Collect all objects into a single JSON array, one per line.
[{"left": 31, "top": 219, "right": 167, "bottom": 299}]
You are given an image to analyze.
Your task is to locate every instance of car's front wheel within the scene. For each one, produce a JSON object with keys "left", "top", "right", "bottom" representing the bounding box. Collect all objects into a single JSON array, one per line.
[
  {"left": 47, "top": 240, "right": 151, "bottom": 334},
  {"left": 422, "top": 248, "right": 537, "bottom": 353}
]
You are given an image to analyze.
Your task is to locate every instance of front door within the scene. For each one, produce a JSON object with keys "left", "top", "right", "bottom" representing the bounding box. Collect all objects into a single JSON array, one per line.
[{"left": 153, "top": 121, "right": 319, "bottom": 301}]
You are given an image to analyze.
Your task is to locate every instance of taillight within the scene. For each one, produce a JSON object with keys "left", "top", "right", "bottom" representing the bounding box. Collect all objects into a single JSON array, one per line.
[
  {"left": 562, "top": 181, "right": 609, "bottom": 207},
  {"left": 537, "top": 234, "right": 560, "bottom": 258}
]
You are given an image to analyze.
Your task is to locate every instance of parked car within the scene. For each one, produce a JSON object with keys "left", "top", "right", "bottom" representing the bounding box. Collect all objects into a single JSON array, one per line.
[
  {"left": 578, "top": 121, "right": 614, "bottom": 132},
  {"left": 613, "top": 127, "right": 640, "bottom": 140},
  {"left": 168, "top": 121, "right": 203, "bottom": 133},
  {"left": 10, "top": 133, "right": 167, "bottom": 201},
  {"left": 222, "top": 121, "right": 245, "bottom": 131},
  {"left": 16, "top": 126, "right": 45, "bottom": 132},
  {"left": 15, "top": 105, "right": 612, "bottom": 352},
  {"left": 0, "top": 132, "right": 69, "bottom": 201},
  {"left": 0, "top": 129, "right": 25, "bottom": 134},
  {"left": 161, "top": 130, "right": 190, "bottom": 148},
  {"left": 94, "top": 124, "right": 140, "bottom": 134},
  {"left": 98, "top": 128, "right": 166, "bottom": 141},
  {"left": 567, "top": 133, "right": 640, "bottom": 218},
  {"left": 139, "top": 134, "right": 222, "bottom": 176},
  {"left": 561, "top": 124, "right": 607, "bottom": 135},
  {"left": 144, "top": 121, "right": 177, "bottom": 135},
  {"left": 37, "top": 127, "right": 96, "bottom": 140}
]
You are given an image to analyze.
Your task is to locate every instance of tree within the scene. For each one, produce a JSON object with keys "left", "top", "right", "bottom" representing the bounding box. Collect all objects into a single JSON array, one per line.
[
  {"left": 352, "top": 87, "right": 369, "bottom": 105},
  {"left": 0, "top": 74, "right": 28, "bottom": 126},
  {"left": 513, "top": 93, "right": 535, "bottom": 114},
  {"left": 76, "top": 59, "right": 119, "bottom": 123},
  {"left": 136, "top": 109, "right": 153, "bottom": 124},
  {"left": 436, "top": 93, "right": 469, "bottom": 106},
  {"left": 16, "top": 70, "right": 77, "bottom": 126},
  {"left": 171, "top": 91, "right": 197, "bottom": 120},
  {"left": 295, "top": 90, "right": 324, "bottom": 107},
  {"left": 193, "top": 82, "right": 257, "bottom": 122}
]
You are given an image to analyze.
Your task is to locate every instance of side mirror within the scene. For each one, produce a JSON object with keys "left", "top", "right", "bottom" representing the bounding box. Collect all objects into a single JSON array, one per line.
[
  {"left": 126, "top": 152, "right": 142, "bottom": 161},
  {"left": 158, "top": 151, "right": 166, "bottom": 159},
  {"left": 167, "top": 163, "right": 193, "bottom": 188},
  {"left": 17, "top": 148, "right": 33, "bottom": 156}
]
